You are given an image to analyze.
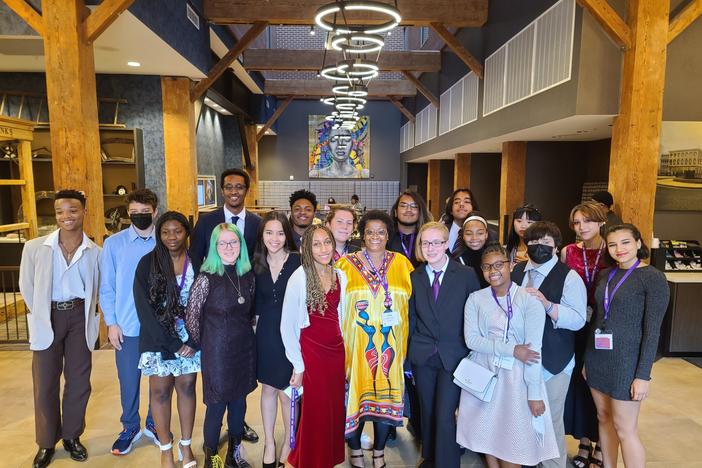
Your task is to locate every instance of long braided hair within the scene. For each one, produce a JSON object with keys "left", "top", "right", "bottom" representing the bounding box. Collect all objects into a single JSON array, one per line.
[
  {"left": 148, "top": 211, "right": 191, "bottom": 337},
  {"left": 300, "top": 224, "right": 337, "bottom": 315}
]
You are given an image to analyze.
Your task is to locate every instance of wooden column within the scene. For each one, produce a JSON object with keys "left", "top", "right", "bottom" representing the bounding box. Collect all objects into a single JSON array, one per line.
[
  {"left": 608, "top": 0, "right": 670, "bottom": 244},
  {"left": 427, "top": 159, "right": 442, "bottom": 219},
  {"left": 454, "top": 153, "right": 471, "bottom": 190},
  {"left": 18, "top": 140, "right": 38, "bottom": 239},
  {"left": 42, "top": 0, "right": 105, "bottom": 241},
  {"left": 244, "top": 124, "right": 259, "bottom": 206},
  {"left": 162, "top": 77, "right": 198, "bottom": 220},
  {"left": 499, "top": 142, "right": 526, "bottom": 243}
]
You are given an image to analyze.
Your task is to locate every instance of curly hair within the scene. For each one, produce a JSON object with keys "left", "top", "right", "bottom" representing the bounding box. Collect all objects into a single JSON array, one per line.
[
  {"left": 300, "top": 224, "right": 337, "bottom": 315},
  {"left": 289, "top": 189, "right": 318, "bottom": 210},
  {"left": 358, "top": 210, "right": 395, "bottom": 243},
  {"left": 148, "top": 211, "right": 191, "bottom": 338}
]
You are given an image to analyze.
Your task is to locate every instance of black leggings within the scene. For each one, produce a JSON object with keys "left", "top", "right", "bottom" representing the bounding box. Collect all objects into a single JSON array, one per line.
[
  {"left": 347, "top": 421, "right": 393, "bottom": 451},
  {"left": 203, "top": 397, "right": 245, "bottom": 449}
]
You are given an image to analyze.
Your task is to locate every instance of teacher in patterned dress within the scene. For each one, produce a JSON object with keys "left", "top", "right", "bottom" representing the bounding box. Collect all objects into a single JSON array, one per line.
[{"left": 336, "top": 210, "right": 414, "bottom": 468}]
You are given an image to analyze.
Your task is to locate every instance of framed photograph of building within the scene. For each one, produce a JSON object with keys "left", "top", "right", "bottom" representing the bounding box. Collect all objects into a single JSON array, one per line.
[
  {"left": 308, "top": 115, "right": 370, "bottom": 178},
  {"left": 197, "top": 175, "right": 217, "bottom": 210},
  {"left": 656, "top": 122, "right": 702, "bottom": 211}
]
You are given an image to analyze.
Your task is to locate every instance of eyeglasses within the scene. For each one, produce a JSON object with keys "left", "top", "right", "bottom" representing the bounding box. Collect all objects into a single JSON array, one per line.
[
  {"left": 364, "top": 230, "right": 387, "bottom": 238},
  {"left": 480, "top": 261, "right": 506, "bottom": 272},
  {"left": 420, "top": 240, "right": 446, "bottom": 248},
  {"left": 223, "top": 184, "right": 247, "bottom": 192},
  {"left": 398, "top": 202, "right": 419, "bottom": 210},
  {"left": 217, "top": 240, "right": 240, "bottom": 249}
]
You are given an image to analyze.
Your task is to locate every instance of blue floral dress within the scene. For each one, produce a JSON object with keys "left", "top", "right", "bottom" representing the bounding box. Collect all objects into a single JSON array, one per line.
[{"left": 138, "top": 263, "right": 202, "bottom": 377}]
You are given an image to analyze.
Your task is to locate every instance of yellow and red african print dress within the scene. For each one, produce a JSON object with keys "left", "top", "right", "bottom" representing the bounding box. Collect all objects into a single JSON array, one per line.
[{"left": 336, "top": 251, "right": 413, "bottom": 436}]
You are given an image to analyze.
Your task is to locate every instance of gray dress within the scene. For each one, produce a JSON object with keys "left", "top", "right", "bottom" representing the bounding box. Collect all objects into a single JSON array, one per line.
[{"left": 584, "top": 265, "right": 669, "bottom": 401}]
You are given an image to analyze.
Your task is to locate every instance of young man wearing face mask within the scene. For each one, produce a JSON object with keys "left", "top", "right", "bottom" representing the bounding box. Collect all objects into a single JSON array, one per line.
[
  {"left": 100, "top": 188, "right": 160, "bottom": 455},
  {"left": 511, "top": 221, "right": 587, "bottom": 468}
]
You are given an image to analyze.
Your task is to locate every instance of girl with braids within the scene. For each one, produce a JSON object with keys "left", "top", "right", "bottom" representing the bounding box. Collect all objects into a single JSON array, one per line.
[
  {"left": 134, "top": 211, "right": 200, "bottom": 468},
  {"left": 280, "top": 225, "right": 348, "bottom": 468},
  {"left": 185, "top": 223, "right": 256, "bottom": 468}
]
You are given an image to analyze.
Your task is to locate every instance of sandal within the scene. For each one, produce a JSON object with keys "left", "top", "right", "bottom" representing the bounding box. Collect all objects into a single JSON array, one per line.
[
  {"left": 372, "top": 453, "right": 386, "bottom": 468},
  {"left": 177, "top": 439, "right": 197, "bottom": 468},
  {"left": 349, "top": 449, "right": 364, "bottom": 467},
  {"left": 572, "top": 443, "right": 592, "bottom": 468},
  {"left": 589, "top": 445, "right": 604, "bottom": 467}
]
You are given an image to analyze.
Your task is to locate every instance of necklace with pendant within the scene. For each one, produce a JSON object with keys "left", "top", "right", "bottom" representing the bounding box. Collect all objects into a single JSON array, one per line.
[{"left": 224, "top": 269, "right": 245, "bottom": 304}]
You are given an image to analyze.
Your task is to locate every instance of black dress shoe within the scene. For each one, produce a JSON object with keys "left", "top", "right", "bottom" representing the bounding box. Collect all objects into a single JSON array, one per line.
[
  {"left": 32, "top": 447, "right": 55, "bottom": 468},
  {"left": 62, "top": 438, "right": 88, "bottom": 462},
  {"left": 241, "top": 422, "right": 259, "bottom": 443}
]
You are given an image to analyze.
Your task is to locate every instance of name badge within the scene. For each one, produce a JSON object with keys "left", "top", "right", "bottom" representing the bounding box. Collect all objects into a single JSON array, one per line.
[
  {"left": 382, "top": 310, "right": 400, "bottom": 327},
  {"left": 594, "top": 330, "right": 614, "bottom": 350}
]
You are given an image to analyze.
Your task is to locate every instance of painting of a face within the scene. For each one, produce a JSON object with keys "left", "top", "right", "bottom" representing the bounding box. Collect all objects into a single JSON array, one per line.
[
  {"left": 329, "top": 128, "right": 353, "bottom": 162},
  {"left": 309, "top": 115, "right": 370, "bottom": 178}
]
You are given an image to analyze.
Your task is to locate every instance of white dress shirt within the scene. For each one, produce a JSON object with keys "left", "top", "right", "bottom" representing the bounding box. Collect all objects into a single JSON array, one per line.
[
  {"left": 223, "top": 206, "right": 248, "bottom": 234},
  {"left": 424, "top": 254, "right": 450, "bottom": 285},
  {"left": 447, "top": 222, "right": 461, "bottom": 252},
  {"left": 46, "top": 230, "right": 90, "bottom": 302}
]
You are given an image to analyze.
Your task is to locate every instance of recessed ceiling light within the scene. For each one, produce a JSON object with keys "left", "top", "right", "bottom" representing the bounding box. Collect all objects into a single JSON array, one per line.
[{"left": 127, "top": 61, "right": 141, "bottom": 67}]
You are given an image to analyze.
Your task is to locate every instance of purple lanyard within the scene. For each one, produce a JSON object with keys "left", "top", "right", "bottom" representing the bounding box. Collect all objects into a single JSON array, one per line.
[
  {"left": 603, "top": 260, "right": 640, "bottom": 321},
  {"left": 363, "top": 250, "right": 393, "bottom": 309},
  {"left": 289, "top": 387, "right": 298, "bottom": 449},
  {"left": 491, "top": 283, "right": 513, "bottom": 338},
  {"left": 582, "top": 242, "right": 604, "bottom": 288},
  {"left": 400, "top": 233, "right": 415, "bottom": 258},
  {"left": 178, "top": 253, "right": 190, "bottom": 291}
]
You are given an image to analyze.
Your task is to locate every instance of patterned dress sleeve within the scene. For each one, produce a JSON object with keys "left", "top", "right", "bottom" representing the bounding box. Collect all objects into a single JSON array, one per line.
[{"left": 185, "top": 273, "right": 209, "bottom": 347}]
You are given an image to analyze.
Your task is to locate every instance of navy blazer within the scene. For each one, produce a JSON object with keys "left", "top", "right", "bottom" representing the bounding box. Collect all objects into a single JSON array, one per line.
[
  {"left": 408, "top": 258, "right": 481, "bottom": 372},
  {"left": 190, "top": 208, "right": 262, "bottom": 264}
]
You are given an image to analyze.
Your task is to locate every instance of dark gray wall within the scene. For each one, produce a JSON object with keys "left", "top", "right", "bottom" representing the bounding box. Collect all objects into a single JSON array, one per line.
[
  {"left": 406, "top": 163, "right": 428, "bottom": 201},
  {"left": 258, "top": 100, "right": 401, "bottom": 181},
  {"left": 470, "top": 153, "right": 501, "bottom": 221}
]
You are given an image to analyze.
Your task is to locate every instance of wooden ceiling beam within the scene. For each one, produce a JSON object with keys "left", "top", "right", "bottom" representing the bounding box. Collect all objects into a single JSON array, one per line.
[
  {"left": 84, "top": 0, "right": 135, "bottom": 43},
  {"left": 204, "top": 0, "right": 488, "bottom": 27},
  {"left": 401, "top": 70, "right": 439, "bottom": 108},
  {"left": 430, "top": 22, "right": 483, "bottom": 78},
  {"left": 576, "top": 0, "right": 632, "bottom": 49},
  {"left": 190, "top": 21, "right": 268, "bottom": 102},
  {"left": 264, "top": 79, "right": 416, "bottom": 97},
  {"left": 257, "top": 96, "right": 293, "bottom": 141},
  {"left": 389, "top": 98, "right": 415, "bottom": 123},
  {"left": 3, "top": 0, "right": 43, "bottom": 36},
  {"left": 243, "top": 49, "right": 442, "bottom": 72},
  {"left": 669, "top": 0, "right": 702, "bottom": 44}
]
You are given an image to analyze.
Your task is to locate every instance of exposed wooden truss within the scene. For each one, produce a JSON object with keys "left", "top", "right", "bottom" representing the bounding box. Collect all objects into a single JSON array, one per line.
[
  {"left": 3, "top": 0, "right": 44, "bottom": 35},
  {"left": 430, "top": 22, "right": 483, "bottom": 78},
  {"left": 669, "top": 0, "right": 702, "bottom": 44},
  {"left": 401, "top": 70, "right": 439, "bottom": 107},
  {"left": 190, "top": 21, "right": 268, "bottom": 102},
  {"left": 576, "top": 0, "right": 632, "bottom": 49},
  {"left": 243, "top": 49, "right": 441, "bottom": 73},
  {"left": 204, "top": 0, "right": 488, "bottom": 27},
  {"left": 257, "top": 96, "right": 293, "bottom": 141},
  {"left": 264, "top": 79, "right": 416, "bottom": 97},
  {"left": 84, "top": 0, "right": 135, "bottom": 43},
  {"left": 389, "top": 98, "right": 415, "bottom": 123}
]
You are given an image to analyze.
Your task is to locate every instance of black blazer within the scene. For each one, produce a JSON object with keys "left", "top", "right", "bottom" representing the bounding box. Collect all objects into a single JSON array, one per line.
[
  {"left": 134, "top": 253, "right": 202, "bottom": 360},
  {"left": 190, "top": 208, "right": 262, "bottom": 264},
  {"left": 408, "top": 259, "right": 481, "bottom": 372},
  {"left": 388, "top": 231, "right": 420, "bottom": 267}
]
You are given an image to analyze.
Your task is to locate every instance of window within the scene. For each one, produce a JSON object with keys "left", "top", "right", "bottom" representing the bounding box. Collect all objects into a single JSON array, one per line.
[{"left": 420, "top": 26, "right": 430, "bottom": 47}]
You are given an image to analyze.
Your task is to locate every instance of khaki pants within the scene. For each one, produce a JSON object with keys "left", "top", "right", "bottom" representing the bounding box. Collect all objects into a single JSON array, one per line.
[{"left": 540, "top": 370, "right": 571, "bottom": 468}]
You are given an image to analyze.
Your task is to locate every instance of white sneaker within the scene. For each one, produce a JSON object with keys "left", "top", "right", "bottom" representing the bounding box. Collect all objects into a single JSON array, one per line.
[{"left": 360, "top": 432, "right": 373, "bottom": 450}]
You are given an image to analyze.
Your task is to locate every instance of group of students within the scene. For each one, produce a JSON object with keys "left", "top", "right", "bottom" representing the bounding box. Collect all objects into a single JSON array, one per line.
[{"left": 18, "top": 169, "right": 670, "bottom": 468}]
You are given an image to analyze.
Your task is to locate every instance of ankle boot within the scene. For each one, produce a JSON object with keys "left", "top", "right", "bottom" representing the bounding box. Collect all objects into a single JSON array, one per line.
[
  {"left": 204, "top": 446, "right": 223, "bottom": 468},
  {"left": 225, "top": 435, "right": 251, "bottom": 468}
]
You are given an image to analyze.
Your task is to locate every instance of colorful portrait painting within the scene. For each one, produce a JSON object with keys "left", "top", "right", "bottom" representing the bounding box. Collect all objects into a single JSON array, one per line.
[{"left": 308, "top": 115, "right": 370, "bottom": 178}]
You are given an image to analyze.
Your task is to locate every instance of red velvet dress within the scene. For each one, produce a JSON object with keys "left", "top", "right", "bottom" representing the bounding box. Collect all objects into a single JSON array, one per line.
[{"left": 288, "top": 283, "right": 346, "bottom": 468}]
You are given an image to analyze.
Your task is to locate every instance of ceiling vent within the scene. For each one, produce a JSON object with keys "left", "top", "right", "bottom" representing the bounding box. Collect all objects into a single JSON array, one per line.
[{"left": 186, "top": 3, "right": 200, "bottom": 30}]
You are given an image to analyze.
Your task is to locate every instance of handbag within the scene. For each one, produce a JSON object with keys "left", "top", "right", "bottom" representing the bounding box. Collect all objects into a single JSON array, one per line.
[{"left": 453, "top": 354, "right": 498, "bottom": 402}]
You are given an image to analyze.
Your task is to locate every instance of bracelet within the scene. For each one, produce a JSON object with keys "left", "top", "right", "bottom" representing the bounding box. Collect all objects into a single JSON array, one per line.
[{"left": 545, "top": 302, "right": 554, "bottom": 314}]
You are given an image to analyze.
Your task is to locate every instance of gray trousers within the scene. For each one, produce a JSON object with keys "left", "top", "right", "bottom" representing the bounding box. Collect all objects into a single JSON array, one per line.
[{"left": 539, "top": 370, "right": 571, "bottom": 468}]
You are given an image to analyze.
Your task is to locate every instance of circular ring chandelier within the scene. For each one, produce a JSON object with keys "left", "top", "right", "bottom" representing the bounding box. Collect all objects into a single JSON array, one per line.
[
  {"left": 332, "top": 83, "right": 369, "bottom": 97},
  {"left": 320, "top": 59, "right": 379, "bottom": 81},
  {"left": 323, "top": 96, "right": 367, "bottom": 107},
  {"left": 331, "top": 33, "right": 384, "bottom": 54},
  {"left": 336, "top": 101, "right": 364, "bottom": 111},
  {"left": 315, "top": 1, "right": 402, "bottom": 35}
]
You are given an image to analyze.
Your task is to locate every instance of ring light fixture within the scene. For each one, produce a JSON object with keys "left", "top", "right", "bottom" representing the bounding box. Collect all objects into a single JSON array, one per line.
[
  {"left": 331, "top": 32, "right": 384, "bottom": 54},
  {"left": 315, "top": 1, "right": 402, "bottom": 35}
]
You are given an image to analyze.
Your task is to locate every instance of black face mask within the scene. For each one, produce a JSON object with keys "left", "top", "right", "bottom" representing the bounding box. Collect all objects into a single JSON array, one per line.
[
  {"left": 527, "top": 243, "right": 554, "bottom": 264},
  {"left": 130, "top": 213, "right": 153, "bottom": 231}
]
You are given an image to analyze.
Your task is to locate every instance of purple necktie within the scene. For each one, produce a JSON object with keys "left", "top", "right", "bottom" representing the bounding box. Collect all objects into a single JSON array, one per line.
[{"left": 432, "top": 270, "right": 442, "bottom": 301}]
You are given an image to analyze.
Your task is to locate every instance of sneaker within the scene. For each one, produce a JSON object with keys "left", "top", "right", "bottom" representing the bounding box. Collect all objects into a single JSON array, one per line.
[
  {"left": 143, "top": 420, "right": 158, "bottom": 445},
  {"left": 111, "top": 427, "right": 142, "bottom": 455},
  {"left": 360, "top": 432, "right": 373, "bottom": 450}
]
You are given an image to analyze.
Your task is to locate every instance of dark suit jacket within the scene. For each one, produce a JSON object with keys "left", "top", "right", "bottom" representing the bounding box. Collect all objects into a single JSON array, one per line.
[
  {"left": 190, "top": 208, "right": 262, "bottom": 264},
  {"left": 408, "top": 259, "right": 481, "bottom": 372},
  {"left": 388, "top": 231, "right": 420, "bottom": 267}
]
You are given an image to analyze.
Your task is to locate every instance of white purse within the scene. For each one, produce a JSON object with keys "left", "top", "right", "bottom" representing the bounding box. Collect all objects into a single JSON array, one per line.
[{"left": 453, "top": 354, "right": 498, "bottom": 402}]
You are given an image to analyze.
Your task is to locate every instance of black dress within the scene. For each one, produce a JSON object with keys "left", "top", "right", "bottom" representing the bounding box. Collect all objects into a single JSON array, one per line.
[
  {"left": 254, "top": 252, "right": 301, "bottom": 389},
  {"left": 185, "top": 266, "right": 257, "bottom": 404},
  {"left": 454, "top": 247, "right": 489, "bottom": 289}
]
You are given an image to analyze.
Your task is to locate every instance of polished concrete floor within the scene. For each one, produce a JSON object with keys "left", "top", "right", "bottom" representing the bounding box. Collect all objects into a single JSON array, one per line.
[{"left": 0, "top": 351, "right": 700, "bottom": 467}]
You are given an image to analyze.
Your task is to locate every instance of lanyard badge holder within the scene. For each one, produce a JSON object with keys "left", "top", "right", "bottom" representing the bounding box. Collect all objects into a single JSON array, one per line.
[
  {"left": 596, "top": 260, "right": 640, "bottom": 350},
  {"left": 491, "top": 283, "right": 515, "bottom": 369},
  {"left": 289, "top": 387, "right": 299, "bottom": 449}
]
